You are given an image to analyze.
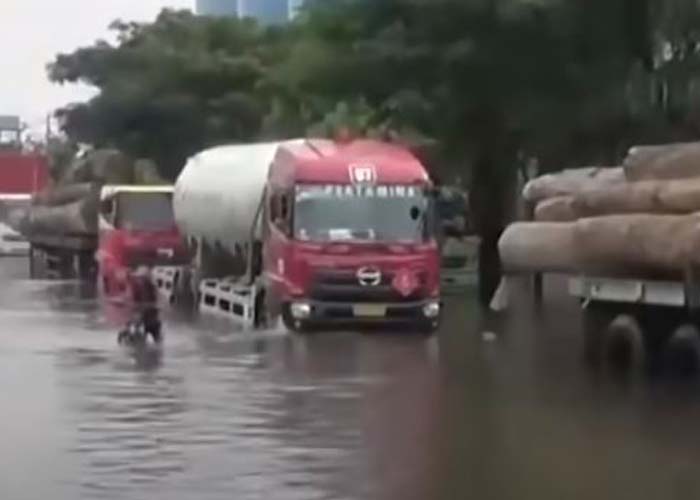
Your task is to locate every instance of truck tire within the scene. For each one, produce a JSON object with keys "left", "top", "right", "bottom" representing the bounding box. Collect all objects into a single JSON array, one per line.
[
  {"left": 28, "top": 245, "right": 37, "bottom": 279},
  {"left": 77, "top": 252, "right": 96, "bottom": 281},
  {"left": 582, "top": 303, "right": 613, "bottom": 367},
  {"left": 281, "top": 304, "right": 312, "bottom": 335},
  {"left": 663, "top": 324, "right": 700, "bottom": 377},
  {"left": 603, "top": 314, "right": 646, "bottom": 373},
  {"left": 416, "top": 320, "right": 440, "bottom": 337},
  {"left": 254, "top": 288, "right": 268, "bottom": 329}
]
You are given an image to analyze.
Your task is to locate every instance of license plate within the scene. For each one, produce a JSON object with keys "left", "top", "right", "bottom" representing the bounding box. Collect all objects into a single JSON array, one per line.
[{"left": 353, "top": 304, "right": 387, "bottom": 317}]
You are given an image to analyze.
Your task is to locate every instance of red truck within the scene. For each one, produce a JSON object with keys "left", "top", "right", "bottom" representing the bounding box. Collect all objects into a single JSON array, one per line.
[
  {"left": 172, "top": 138, "right": 442, "bottom": 333},
  {"left": 20, "top": 150, "right": 189, "bottom": 297},
  {"left": 96, "top": 185, "right": 189, "bottom": 298}
]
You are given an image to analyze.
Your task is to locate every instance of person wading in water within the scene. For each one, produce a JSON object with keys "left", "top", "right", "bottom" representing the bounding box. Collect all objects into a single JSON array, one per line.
[{"left": 118, "top": 267, "right": 162, "bottom": 345}]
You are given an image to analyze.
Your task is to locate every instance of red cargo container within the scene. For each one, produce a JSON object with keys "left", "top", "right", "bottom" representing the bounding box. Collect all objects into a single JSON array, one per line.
[{"left": 0, "top": 152, "right": 49, "bottom": 195}]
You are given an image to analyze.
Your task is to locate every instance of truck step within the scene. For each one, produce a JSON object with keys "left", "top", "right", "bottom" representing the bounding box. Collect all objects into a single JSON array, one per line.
[{"left": 199, "top": 279, "right": 256, "bottom": 327}]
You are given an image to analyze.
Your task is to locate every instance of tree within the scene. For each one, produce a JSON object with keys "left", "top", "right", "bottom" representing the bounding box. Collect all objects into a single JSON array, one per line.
[
  {"left": 49, "top": 10, "right": 291, "bottom": 179},
  {"left": 49, "top": 0, "right": 700, "bottom": 306},
  {"left": 270, "top": 0, "right": 659, "bottom": 303}
]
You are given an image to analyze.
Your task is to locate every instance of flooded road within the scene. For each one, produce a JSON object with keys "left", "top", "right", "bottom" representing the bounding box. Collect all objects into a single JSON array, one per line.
[{"left": 3, "top": 261, "right": 700, "bottom": 500}]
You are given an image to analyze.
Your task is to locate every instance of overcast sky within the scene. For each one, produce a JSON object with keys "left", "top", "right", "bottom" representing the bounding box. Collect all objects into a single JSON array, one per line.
[{"left": 0, "top": 0, "right": 193, "bottom": 133}]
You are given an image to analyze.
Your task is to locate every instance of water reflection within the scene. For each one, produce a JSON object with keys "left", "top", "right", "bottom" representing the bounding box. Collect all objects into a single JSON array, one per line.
[
  {"left": 9, "top": 258, "right": 700, "bottom": 499},
  {"left": 52, "top": 319, "right": 444, "bottom": 500}
]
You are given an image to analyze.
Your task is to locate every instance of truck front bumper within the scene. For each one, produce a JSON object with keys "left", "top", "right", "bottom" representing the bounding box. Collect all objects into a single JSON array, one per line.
[{"left": 284, "top": 299, "right": 442, "bottom": 331}]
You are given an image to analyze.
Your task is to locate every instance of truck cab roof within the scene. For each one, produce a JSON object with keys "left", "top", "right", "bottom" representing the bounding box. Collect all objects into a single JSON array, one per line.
[{"left": 271, "top": 139, "right": 431, "bottom": 186}]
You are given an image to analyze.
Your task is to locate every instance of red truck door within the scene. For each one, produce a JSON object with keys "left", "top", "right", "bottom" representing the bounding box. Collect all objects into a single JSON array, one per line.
[{"left": 263, "top": 187, "right": 295, "bottom": 309}]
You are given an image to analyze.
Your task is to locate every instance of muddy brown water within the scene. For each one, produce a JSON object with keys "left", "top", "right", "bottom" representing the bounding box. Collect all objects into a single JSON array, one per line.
[{"left": 1, "top": 262, "right": 700, "bottom": 500}]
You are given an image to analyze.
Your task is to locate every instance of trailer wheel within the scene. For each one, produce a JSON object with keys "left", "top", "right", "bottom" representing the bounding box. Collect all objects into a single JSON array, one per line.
[
  {"left": 663, "top": 324, "right": 700, "bottom": 377},
  {"left": 603, "top": 314, "right": 646, "bottom": 373}
]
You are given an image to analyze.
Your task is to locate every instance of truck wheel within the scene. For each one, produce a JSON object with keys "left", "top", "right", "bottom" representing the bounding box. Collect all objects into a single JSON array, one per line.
[
  {"left": 254, "top": 288, "right": 268, "bottom": 329},
  {"left": 582, "top": 303, "right": 613, "bottom": 367},
  {"left": 282, "top": 316, "right": 310, "bottom": 334},
  {"left": 603, "top": 314, "right": 646, "bottom": 373},
  {"left": 102, "top": 276, "right": 115, "bottom": 297},
  {"left": 415, "top": 320, "right": 439, "bottom": 337},
  {"left": 281, "top": 305, "right": 313, "bottom": 335},
  {"left": 663, "top": 324, "right": 700, "bottom": 377},
  {"left": 28, "top": 245, "right": 36, "bottom": 279}
]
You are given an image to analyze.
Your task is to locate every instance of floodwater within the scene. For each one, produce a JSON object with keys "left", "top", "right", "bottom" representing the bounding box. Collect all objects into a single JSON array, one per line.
[{"left": 3, "top": 261, "right": 700, "bottom": 500}]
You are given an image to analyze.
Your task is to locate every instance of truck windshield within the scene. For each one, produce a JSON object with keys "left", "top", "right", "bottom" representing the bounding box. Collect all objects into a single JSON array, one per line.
[
  {"left": 116, "top": 192, "right": 174, "bottom": 231},
  {"left": 294, "top": 184, "right": 431, "bottom": 243}
]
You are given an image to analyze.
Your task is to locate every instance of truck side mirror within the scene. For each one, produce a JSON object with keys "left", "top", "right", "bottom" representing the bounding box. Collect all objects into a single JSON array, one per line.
[
  {"left": 410, "top": 206, "right": 421, "bottom": 221},
  {"left": 100, "top": 198, "right": 115, "bottom": 225}
]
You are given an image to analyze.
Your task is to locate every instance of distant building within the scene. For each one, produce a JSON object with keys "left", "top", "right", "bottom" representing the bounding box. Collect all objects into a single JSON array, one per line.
[
  {"left": 195, "top": 0, "right": 306, "bottom": 23},
  {"left": 195, "top": 0, "right": 238, "bottom": 17},
  {"left": 0, "top": 115, "right": 21, "bottom": 150},
  {"left": 288, "top": 0, "right": 306, "bottom": 18},
  {"left": 241, "top": 0, "right": 288, "bottom": 23}
]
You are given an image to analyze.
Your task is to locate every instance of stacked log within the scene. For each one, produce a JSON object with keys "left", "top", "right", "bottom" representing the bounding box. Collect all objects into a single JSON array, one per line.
[
  {"left": 533, "top": 178, "right": 700, "bottom": 222},
  {"left": 23, "top": 183, "right": 102, "bottom": 237},
  {"left": 500, "top": 142, "right": 700, "bottom": 278},
  {"left": 522, "top": 167, "right": 625, "bottom": 203},
  {"left": 16, "top": 149, "right": 163, "bottom": 240},
  {"left": 624, "top": 142, "right": 700, "bottom": 181},
  {"left": 27, "top": 197, "right": 99, "bottom": 236}
]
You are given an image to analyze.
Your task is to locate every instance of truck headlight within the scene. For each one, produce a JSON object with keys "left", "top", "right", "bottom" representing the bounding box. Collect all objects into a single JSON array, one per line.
[
  {"left": 290, "top": 302, "right": 312, "bottom": 319},
  {"left": 422, "top": 301, "right": 441, "bottom": 318}
]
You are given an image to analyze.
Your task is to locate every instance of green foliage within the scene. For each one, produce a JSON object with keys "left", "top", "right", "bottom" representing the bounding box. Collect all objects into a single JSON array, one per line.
[
  {"left": 45, "top": 137, "right": 78, "bottom": 182},
  {"left": 49, "top": 1, "right": 700, "bottom": 184},
  {"left": 49, "top": 10, "right": 283, "bottom": 179},
  {"left": 50, "top": 0, "right": 700, "bottom": 304}
]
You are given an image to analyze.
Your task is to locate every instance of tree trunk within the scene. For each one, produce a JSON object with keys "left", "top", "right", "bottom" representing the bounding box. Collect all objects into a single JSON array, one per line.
[
  {"left": 478, "top": 228, "right": 503, "bottom": 306},
  {"left": 470, "top": 123, "right": 517, "bottom": 308}
]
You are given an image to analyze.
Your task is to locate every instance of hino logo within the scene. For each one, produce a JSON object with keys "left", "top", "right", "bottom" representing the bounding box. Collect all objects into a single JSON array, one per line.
[
  {"left": 357, "top": 267, "right": 382, "bottom": 287},
  {"left": 157, "top": 248, "right": 174, "bottom": 259},
  {"left": 349, "top": 163, "right": 377, "bottom": 185}
]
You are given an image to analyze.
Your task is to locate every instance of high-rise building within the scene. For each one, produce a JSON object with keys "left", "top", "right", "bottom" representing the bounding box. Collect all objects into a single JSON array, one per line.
[
  {"left": 195, "top": 0, "right": 306, "bottom": 23},
  {"left": 288, "top": 0, "right": 305, "bottom": 19},
  {"left": 195, "top": 0, "right": 238, "bottom": 17},
  {"left": 239, "top": 0, "right": 288, "bottom": 24}
]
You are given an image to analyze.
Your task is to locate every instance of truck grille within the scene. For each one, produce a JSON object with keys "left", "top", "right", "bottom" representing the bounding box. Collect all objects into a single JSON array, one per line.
[{"left": 309, "top": 268, "right": 427, "bottom": 303}]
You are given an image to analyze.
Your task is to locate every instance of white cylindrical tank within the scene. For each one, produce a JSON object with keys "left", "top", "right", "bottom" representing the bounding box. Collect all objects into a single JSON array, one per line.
[{"left": 174, "top": 140, "right": 302, "bottom": 254}]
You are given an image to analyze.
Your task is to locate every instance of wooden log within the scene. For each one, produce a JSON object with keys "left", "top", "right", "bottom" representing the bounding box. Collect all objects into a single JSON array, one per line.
[
  {"left": 522, "top": 167, "right": 624, "bottom": 203},
  {"left": 625, "top": 142, "right": 700, "bottom": 181}
]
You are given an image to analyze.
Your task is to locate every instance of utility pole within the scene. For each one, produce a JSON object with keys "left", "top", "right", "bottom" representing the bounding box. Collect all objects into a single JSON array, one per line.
[{"left": 45, "top": 113, "right": 52, "bottom": 144}]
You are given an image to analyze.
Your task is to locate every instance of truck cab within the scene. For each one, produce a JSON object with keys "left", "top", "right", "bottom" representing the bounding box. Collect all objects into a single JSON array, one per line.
[
  {"left": 259, "top": 139, "right": 442, "bottom": 332},
  {"left": 97, "top": 185, "right": 189, "bottom": 296}
]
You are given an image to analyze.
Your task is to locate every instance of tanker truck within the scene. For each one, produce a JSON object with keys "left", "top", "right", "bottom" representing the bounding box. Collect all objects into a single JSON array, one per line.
[
  {"left": 22, "top": 149, "right": 189, "bottom": 291},
  {"left": 170, "top": 138, "right": 442, "bottom": 333}
]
